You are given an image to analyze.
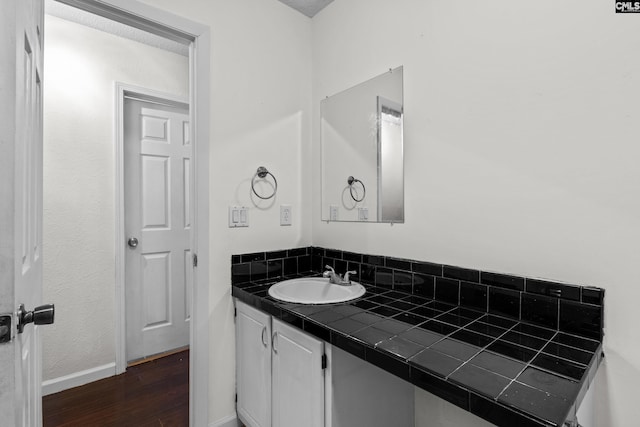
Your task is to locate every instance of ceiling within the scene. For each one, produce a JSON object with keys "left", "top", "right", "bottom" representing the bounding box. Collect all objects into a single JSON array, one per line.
[{"left": 277, "top": 0, "right": 334, "bottom": 17}]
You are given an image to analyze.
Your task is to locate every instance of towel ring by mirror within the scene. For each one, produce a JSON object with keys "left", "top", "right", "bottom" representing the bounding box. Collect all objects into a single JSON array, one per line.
[
  {"left": 347, "top": 176, "right": 365, "bottom": 202},
  {"left": 252, "top": 166, "right": 278, "bottom": 200}
]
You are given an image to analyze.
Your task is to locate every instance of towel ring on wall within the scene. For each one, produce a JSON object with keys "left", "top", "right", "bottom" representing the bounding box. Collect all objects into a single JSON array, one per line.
[
  {"left": 347, "top": 176, "right": 366, "bottom": 202},
  {"left": 252, "top": 166, "right": 278, "bottom": 200}
]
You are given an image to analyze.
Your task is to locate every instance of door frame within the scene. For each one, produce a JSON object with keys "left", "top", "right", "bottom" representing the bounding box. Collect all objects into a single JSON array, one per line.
[
  {"left": 57, "top": 1, "right": 211, "bottom": 426},
  {"left": 115, "top": 82, "right": 190, "bottom": 368}
]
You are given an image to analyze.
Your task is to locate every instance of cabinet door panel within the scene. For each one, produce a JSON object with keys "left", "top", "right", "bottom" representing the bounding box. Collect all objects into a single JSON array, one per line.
[
  {"left": 236, "top": 300, "right": 271, "bottom": 427},
  {"left": 272, "top": 318, "right": 324, "bottom": 427}
]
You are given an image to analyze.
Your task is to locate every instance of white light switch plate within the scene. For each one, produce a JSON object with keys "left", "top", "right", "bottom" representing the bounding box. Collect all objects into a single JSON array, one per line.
[{"left": 229, "top": 206, "right": 249, "bottom": 227}]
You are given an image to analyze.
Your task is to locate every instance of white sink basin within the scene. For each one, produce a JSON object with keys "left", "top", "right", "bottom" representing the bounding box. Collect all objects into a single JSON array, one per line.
[{"left": 268, "top": 277, "right": 366, "bottom": 304}]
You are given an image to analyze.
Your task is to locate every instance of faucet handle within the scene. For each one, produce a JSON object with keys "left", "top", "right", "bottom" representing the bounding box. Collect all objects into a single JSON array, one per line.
[
  {"left": 323, "top": 265, "right": 335, "bottom": 278},
  {"left": 343, "top": 270, "right": 357, "bottom": 284}
]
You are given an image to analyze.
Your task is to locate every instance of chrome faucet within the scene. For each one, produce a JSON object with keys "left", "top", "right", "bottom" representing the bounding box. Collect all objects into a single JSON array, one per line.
[{"left": 323, "top": 265, "right": 357, "bottom": 285}]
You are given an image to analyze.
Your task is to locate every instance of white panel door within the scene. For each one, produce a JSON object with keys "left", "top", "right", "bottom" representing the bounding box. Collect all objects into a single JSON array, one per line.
[
  {"left": 124, "top": 98, "right": 191, "bottom": 361},
  {"left": 0, "top": 0, "right": 48, "bottom": 426},
  {"left": 236, "top": 300, "right": 272, "bottom": 427},
  {"left": 272, "top": 318, "right": 325, "bottom": 427}
]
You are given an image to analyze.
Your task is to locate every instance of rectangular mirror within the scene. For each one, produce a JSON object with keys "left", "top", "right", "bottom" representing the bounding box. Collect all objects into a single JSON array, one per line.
[{"left": 321, "top": 66, "right": 404, "bottom": 222}]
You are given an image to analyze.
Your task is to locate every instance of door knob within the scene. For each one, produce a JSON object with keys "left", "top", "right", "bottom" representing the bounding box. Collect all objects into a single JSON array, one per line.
[
  {"left": 128, "top": 237, "right": 138, "bottom": 248},
  {"left": 17, "top": 303, "right": 55, "bottom": 334}
]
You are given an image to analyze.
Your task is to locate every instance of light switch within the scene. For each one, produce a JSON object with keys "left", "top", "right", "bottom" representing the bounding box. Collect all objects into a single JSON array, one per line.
[{"left": 229, "top": 206, "right": 249, "bottom": 227}]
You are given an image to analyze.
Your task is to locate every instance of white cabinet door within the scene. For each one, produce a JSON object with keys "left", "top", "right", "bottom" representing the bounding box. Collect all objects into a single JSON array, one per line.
[
  {"left": 272, "top": 318, "right": 325, "bottom": 427},
  {"left": 236, "top": 300, "right": 272, "bottom": 427}
]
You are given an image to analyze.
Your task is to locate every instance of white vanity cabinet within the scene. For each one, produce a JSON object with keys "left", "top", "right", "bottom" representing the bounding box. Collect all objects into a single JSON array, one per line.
[
  {"left": 272, "top": 318, "right": 325, "bottom": 427},
  {"left": 236, "top": 300, "right": 272, "bottom": 427},
  {"left": 235, "top": 299, "right": 414, "bottom": 427},
  {"left": 236, "top": 300, "right": 325, "bottom": 427}
]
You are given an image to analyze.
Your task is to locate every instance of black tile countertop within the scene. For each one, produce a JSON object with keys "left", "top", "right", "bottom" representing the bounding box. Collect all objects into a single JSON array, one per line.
[{"left": 232, "top": 275, "right": 603, "bottom": 427}]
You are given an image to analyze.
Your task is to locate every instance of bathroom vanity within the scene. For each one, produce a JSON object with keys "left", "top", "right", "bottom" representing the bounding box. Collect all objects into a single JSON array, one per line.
[
  {"left": 235, "top": 300, "right": 415, "bottom": 427},
  {"left": 232, "top": 247, "right": 604, "bottom": 427}
]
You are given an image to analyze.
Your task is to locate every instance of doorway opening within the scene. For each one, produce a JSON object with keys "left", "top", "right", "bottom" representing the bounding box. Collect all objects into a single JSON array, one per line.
[{"left": 41, "top": 1, "right": 210, "bottom": 425}]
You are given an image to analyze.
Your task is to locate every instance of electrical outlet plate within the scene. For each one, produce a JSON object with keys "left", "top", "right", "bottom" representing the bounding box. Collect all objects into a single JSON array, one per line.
[
  {"left": 229, "top": 206, "right": 249, "bottom": 227},
  {"left": 280, "top": 205, "right": 292, "bottom": 226},
  {"left": 358, "top": 207, "right": 369, "bottom": 221},
  {"left": 329, "top": 205, "right": 339, "bottom": 221}
]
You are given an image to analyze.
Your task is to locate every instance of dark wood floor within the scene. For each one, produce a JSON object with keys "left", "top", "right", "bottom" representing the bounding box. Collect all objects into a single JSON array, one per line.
[{"left": 43, "top": 350, "right": 189, "bottom": 427}]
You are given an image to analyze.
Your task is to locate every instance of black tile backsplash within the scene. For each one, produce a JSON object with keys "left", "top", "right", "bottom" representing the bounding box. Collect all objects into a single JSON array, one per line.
[
  {"left": 325, "top": 248, "right": 343, "bottom": 259},
  {"left": 460, "top": 281, "right": 488, "bottom": 312},
  {"left": 374, "top": 267, "right": 394, "bottom": 288},
  {"left": 240, "top": 251, "right": 265, "bottom": 263},
  {"left": 444, "top": 265, "right": 480, "bottom": 283},
  {"left": 521, "top": 293, "right": 559, "bottom": 330},
  {"left": 481, "top": 271, "right": 525, "bottom": 291},
  {"left": 394, "top": 271, "right": 413, "bottom": 292},
  {"left": 489, "top": 287, "right": 520, "bottom": 319},
  {"left": 526, "top": 278, "right": 581, "bottom": 301},
  {"left": 343, "top": 251, "right": 362, "bottom": 263},
  {"left": 298, "top": 255, "right": 311, "bottom": 273},
  {"left": 412, "top": 261, "right": 442, "bottom": 276},
  {"left": 266, "top": 249, "right": 287, "bottom": 260},
  {"left": 559, "top": 299, "right": 603, "bottom": 341},
  {"left": 282, "top": 257, "right": 297, "bottom": 276},
  {"left": 363, "top": 254, "right": 385, "bottom": 266},
  {"left": 267, "top": 259, "right": 282, "bottom": 279},
  {"left": 231, "top": 246, "right": 605, "bottom": 427},
  {"left": 435, "top": 277, "right": 460, "bottom": 305},
  {"left": 386, "top": 257, "right": 412, "bottom": 271},
  {"left": 287, "top": 247, "right": 308, "bottom": 257},
  {"left": 413, "top": 273, "right": 435, "bottom": 299},
  {"left": 581, "top": 287, "right": 604, "bottom": 306}
]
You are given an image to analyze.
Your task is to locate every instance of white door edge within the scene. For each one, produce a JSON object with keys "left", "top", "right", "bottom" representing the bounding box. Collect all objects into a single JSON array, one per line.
[{"left": 78, "top": 2, "right": 212, "bottom": 426}]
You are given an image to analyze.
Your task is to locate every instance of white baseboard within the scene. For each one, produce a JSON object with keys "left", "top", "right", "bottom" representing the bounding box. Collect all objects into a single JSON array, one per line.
[
  {"left": 209, "top": 413, "right": 240, "bottom": 427},
  {"left": 42, "top": 362, "right": 117, "bottom": 396}
]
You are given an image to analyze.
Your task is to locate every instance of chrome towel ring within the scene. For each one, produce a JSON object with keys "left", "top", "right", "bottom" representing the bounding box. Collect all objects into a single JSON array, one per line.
[
  {"left": 347, "top": 176, "right": 365, "bottom": 202},
  {"left": 252, "top": 166, "right": 278, "bottom": 200}
]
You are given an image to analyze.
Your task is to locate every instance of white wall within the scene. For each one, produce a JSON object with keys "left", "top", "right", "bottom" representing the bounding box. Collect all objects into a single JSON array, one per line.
[
  {"left": 42, "top": 15, "right": 188, "bottom": 382},
  {"left": 44, "top": 0, "right": 640, "bottom": 425},
  {"left": 312, "top": 1, "right": 640, "bottom": 426},
  {"left": 136, "top": 0, "right": 313, "bottom": 423}
]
